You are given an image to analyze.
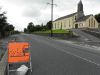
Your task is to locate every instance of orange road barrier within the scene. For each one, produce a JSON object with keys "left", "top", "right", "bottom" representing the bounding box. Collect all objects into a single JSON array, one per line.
[{"left": 8, "top": 42, "right": 30, "bottom": 63}]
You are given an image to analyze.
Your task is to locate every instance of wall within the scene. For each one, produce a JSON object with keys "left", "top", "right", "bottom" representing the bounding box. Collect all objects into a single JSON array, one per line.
[
  {"left": 74, "top": 21, "right": 86, "bottom": 28},
  {"left": 53, "top": 14, "right": 77, "bottom": 30},
  {"left": 0, "top": 51, "right": 7, "bottom": 75},
  {"left": 86, "top": 16, "right": 98, "bottom": 28}
]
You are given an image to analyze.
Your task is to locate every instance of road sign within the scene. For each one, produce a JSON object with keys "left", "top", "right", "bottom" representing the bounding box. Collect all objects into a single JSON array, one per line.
[{"left": 8, "top": 42, "right": 30, "bottom": 63}]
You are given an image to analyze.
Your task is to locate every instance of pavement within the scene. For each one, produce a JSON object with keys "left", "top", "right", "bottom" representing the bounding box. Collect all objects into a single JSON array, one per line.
[
  {"left": 71, "top": 29, "right": 100, "bottom": 42},
  {"left": 0, "top": 37, "right": 10, "bottom": 75},
  {"left": 71, "top": 29, "right": 100, "bottom": 46},
  {"left": 0, "top": 38, "right": 8, "bottom": 61},
  {"left": 11, "top": 34, "right": 100, "bottom": 75}
]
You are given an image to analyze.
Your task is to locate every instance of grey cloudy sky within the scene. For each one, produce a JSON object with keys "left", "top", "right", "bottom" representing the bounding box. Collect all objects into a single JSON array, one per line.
[{"left": 0, "top": 0, "right": 100, "bottom": 31}]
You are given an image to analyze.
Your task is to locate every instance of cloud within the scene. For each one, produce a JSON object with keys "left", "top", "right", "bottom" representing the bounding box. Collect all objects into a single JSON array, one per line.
[
  {"left": 0, "top": 0, "right": 100, "bottom": 31},
  {"left": 23, "top": 6, "right": 41, "bottom": 18}
]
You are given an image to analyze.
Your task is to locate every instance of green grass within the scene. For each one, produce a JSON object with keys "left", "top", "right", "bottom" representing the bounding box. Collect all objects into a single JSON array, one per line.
[{"left": 34, "top": 29, "right": 70, "bottom": 33}]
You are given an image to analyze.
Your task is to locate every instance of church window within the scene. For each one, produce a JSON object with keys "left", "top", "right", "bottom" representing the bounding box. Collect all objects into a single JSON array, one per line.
[
  {"left": 94, "top": 20, "right": 95, "bottom": 27},
  {"left": 91, "top": 18, "right": 93, "bottom": 27},
  {"left": 58, "top": 22, "right": 59, "bottom": 28},
  {"left": 55, "top": 23, "right": 56, "bottom": 29},
  {"left": 69, "top": 20, "right": 70, "bottom": 27},
  {"left": 89, "top": 19, "right": 90, "bottom": 27},
  {"left": 69, "top": 25, "right": 70, "bottom": 27},
  {"left": 64, "top": 22, "right": 66, "bottom": 27},
  {"left": 61, "top": 22, "right": 62, "bottom": 29},
  {"left": 58, "top": 22, "right": 60, "bottom": 29},
  {"left": 61, "top": 22, "right": 62, "bottom": 26},
  {"left": 75, "top": 16, "right": 76, "bottom": 20}
]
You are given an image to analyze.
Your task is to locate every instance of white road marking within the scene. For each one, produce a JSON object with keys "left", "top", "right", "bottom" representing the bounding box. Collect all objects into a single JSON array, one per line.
[
  {"left": 28, "top": 35, "right": 100, "bottom": 67},
  {"left": 61, "top": 49, "right": 100, "bottom": 66}
]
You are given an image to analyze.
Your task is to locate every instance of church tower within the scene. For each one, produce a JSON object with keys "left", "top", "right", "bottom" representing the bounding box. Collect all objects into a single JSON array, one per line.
[{"left": 77, "top": 0, "right": 84, "bottom": 19}]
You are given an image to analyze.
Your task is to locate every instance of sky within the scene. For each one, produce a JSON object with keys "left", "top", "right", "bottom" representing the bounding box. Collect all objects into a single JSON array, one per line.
[{"left": 0, "top": 0, "right": 100, "bottom": 31}]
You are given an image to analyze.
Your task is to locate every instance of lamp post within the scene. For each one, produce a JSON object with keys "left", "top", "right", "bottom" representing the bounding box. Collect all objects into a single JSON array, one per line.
[
  {"left": 51, "top": 0, "right": 53, "bottom": 37},
  {"left": 47, "top": 0, "right": 56, "bottom": 37}
]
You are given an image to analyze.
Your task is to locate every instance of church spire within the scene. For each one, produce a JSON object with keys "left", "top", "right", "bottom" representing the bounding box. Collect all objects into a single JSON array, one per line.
[
  {"left": 77, "top": 0, "right": 84, "bottom": 19},
  {"left": 78, "top": 0, "right": 83, "bottom": 13}
]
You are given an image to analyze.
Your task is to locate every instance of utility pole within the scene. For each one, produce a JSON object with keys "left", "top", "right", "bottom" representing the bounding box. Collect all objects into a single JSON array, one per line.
[{"left": 47, "top": 0, "right": 56, "bottom": 37}]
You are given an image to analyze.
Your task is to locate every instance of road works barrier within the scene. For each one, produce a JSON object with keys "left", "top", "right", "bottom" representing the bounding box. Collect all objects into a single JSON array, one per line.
[{"left": 7, "top": 42, "right": 32, "bottom": 75}]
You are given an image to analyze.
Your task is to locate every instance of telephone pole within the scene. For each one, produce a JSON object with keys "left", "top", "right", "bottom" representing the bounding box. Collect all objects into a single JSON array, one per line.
[{"left": 47, "top": 0, "right": 56, "bottom": 37}]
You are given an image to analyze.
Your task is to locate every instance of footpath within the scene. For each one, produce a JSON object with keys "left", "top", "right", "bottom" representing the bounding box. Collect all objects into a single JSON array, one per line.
[{"left": 0, "top": 37, "right": 9, "bottom": 75}]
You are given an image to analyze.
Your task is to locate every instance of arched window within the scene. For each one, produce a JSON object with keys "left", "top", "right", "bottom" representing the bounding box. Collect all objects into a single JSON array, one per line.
[
  {"left": 91, "top": 18, "right": 93, "bottom": 27},
  {"left": 89, "top": 19, "right": 90, "bottom": 27},
  {"left": 69, "top": 20, "right": 71, "bottom": 27},
  {"left": 55, "top": 23, "right": 56, "bottom": 29},
  {"left": 75, "top": 16, "right": 76, "bottom": 20},
  {"left": 64, "top": 21, "right": 66, "bottom": 27},
  {"left": 61, "top": 22, "right": 62, "bottom": 29},
  {"left": 94, "top": 20, "right": 95, "bottom": 27},
  {"left": 58, "top": 22, "right": 59, "bottom": 29}
]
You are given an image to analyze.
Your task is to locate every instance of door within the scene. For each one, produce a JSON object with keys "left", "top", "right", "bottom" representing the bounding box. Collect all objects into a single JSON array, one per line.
[{"left": 75, "top": 24, "right": 78, "bottom": 29}]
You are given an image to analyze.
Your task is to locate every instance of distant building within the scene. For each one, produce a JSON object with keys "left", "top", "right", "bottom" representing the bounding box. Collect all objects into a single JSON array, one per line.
[{"left": 53, "top": 0, "right": 99, "bottom": 30}]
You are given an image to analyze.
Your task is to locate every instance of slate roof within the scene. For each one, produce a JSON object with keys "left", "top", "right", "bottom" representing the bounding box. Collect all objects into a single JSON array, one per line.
[
  {"left": 54, "top": 12, "right": 77, "bottom": 21},
  {"left": 75, "top": 15, "right": 92, "bottom": 22}
]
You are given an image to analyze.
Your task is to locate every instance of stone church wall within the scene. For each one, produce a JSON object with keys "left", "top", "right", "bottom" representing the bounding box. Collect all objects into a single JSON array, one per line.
[{"left": 86, "top": 16, "right": 98, "bottom": 28}]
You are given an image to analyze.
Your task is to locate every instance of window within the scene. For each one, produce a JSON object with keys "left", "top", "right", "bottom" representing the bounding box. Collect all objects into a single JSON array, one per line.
[
  {"left": 94, "top": 20, "right": 95, "bottom": 27},
  {"left": 55, "top": 23, "right": 56, "bottom": 29},
  {"left": 61, "top": 22, "right": 62, "bottom": 25},
  {"left": 64, "top": 22, "right": 66, "bottom": 27},
  {"left": 79, "top": 23, "right": 83, "bottom": 27},
  {"left": 89, "top": 19, "right": 90, "bottom": 27},
  {"left": 75, "top": 16, "right": 76, "bottom": 20},
  {"left": 91, "top": 18, "right": 93, "bottom": 27},
  {"left": 61, "top": 22, "right": 62, "bottom": 29},
  {"left": 69, "top": 20, "right": 70, "bottom": 27},
  {"left": 58, "top": 22, "right": 59, "bottom": 29}
]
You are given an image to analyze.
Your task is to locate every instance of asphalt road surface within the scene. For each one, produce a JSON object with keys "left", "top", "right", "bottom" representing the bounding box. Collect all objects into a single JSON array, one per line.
[{"left": 11, "top": 34, "right": 100, "bottom": 75}]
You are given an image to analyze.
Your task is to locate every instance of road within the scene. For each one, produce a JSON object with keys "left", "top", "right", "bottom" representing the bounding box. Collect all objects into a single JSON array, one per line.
[{"left": 11, "top": 34, "right": 100, "bottom": 75}]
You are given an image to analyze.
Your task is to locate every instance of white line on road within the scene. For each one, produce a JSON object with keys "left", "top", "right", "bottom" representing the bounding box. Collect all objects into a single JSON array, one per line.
[
  {"left": 28, "top": 35, "right": 100, "bottom": 67},
  {"left": 55, "top": 40, "right": 100, "bottom": 66},
  {"left": 61, "top": 49, "right": 100, "bottom": 66}
]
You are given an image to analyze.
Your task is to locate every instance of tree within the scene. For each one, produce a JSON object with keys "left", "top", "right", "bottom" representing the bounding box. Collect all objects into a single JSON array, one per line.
[
  {"left": 46, "top": 21, "right": 52, "bottom": 30},
  {"left": 27, "top": 22, "right": 35, "bottom": 33},
  {"left": 9, "top": 25, "right": 14, "bottom": 31},
  {"left": 0, "top": 11, "right": 8, "bottom": 37},
  {"left": 24, "top": 28, "right": 27, "bottom": 33},
  {"left": 0, "top": 8, "right": 15, "bottom": 37},
  {"left": 95, "top": 13, "right": 100, "bottom": 23}
]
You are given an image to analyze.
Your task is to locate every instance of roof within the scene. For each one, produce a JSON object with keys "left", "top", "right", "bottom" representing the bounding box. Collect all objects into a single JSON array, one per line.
[
  {"left": 76, "top": 15, "right": 92, "bottom": 22},
  {"left": 54, "top": 12, "right": 77, "bottom": 21}
]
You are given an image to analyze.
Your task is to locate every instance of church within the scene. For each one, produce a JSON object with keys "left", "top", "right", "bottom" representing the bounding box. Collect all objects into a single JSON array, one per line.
[{"left": 53, "top": 0, "right": 99, "bottom": 30}]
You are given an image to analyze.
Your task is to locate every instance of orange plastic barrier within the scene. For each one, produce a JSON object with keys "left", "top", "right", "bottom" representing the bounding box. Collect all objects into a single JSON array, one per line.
[{"left": 8, "top": 42, "right": 30, "bottom": 63}]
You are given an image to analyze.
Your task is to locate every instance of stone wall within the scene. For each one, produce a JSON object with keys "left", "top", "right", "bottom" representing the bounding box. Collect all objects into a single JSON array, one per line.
[
  {"left": 0, "top": 51, "right": 7, "bottom": 75},
  {"left": 34, "top": 33, "right": 75, "bottom": 39}
]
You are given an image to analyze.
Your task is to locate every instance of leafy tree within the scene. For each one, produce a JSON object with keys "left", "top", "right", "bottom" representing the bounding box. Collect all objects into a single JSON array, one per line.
[
  {"left": 35, "top": 25, "right": 42, "bottom": 31},
  {"left": 0, "top": 11, "right": 8, "bottom": 37},
  {"left": 0, "top": 8, "right": 15, "bottom": 37},
  {"left": 9, "top": 25, "right": 14, "bottom": 31},
  {"left": 24, "top": 28, "right": 27, "bottom": 33},
  {"left": 46, "top": 21, "right": 52, "bottom": 30},
  {"left": 27, "top": 22, "right": 35, "bottom": 33},
  {"left": 95, "top": 13, "right": 100, "bottom": 23},
  {"left": 14, "top": 30, "right": 20, "bottom": 34}
]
